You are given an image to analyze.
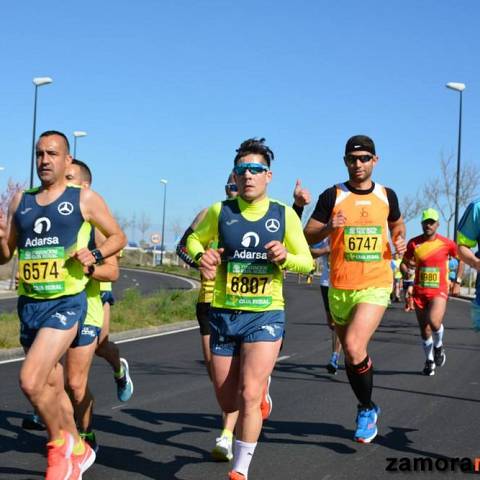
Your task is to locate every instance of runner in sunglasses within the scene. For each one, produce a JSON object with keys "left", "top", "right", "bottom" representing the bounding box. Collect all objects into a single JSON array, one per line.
[
  {"left": 186, "top": 138, "right": 313, "bottom": 480},
  {"left": 304, "top": 135, "right": 406, "bottom": 443}
]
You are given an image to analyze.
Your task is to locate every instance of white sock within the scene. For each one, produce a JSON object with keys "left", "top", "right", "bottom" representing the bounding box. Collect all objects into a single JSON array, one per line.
[
  {"left": 422, "top": 337, "right": 434, "bottom": 361},
  {"left": 232, "top": 440, "right": 257, "bottom": 477},
  {"left": 432, "top": 324, "right": 444, "bottom": 348}
]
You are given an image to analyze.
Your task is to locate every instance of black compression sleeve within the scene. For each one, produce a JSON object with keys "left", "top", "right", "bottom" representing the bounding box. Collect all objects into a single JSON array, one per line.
[
  {"left": 175, "top": 226, "right": 198, "bottom": 268},
  {"left": 292, "top": 203, "right": 304, "bottom": 220}
]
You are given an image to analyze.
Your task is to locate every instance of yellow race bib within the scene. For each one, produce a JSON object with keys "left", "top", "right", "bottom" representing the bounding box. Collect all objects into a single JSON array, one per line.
[
  {"left": 225, "top": 262, "right": 273, "bottom": 309},
  {"left": 19, "top": 247, "right": 65, "bottom": 295},
  {"left": 344, "top": 226, "right": 382, "bottom": 262},
  {"left": 419, "top": 267, "right": 440, "bottom": 288}
]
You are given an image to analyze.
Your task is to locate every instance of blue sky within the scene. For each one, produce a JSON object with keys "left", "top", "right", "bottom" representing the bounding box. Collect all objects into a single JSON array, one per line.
[{"left": 1, "top": 0, "right": 478, "bottom": 245}]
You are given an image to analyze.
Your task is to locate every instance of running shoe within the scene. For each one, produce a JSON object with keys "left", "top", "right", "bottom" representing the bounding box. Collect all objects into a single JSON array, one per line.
[
  {"left": 22, "top": 412, "right": 45, "bottom": 431},
  {"left": 326, "top": 352, "right": 339, "bottom": 375},
  {"left": 260, "top": 375, "right": 272, "bottom": 420},
  {"left": 211, "top": 434, "right": 233, "bottom": 461},
  {"left": 115, "top": 358, "right": 134, "bottom": 402},
  {"left": 70, "top": 440, "right": 96, "bottom": 480},
  {"left": 45, "top": 431, "right": 74, "bottom": 480},
  {"left": 354, "top": 405, "right": 380, "bottom": 443},
  {"left": 422, "top": 360, "right": 435, "bottom": 376},
  {"left": 228, "top": 471, "right": 246, "bottom": 480},
  {"left": 433, "top": 346, "right": 446, "bottom": 368},
  {"left": 79, "top": 431, "right": 98, "bottom": 454}
]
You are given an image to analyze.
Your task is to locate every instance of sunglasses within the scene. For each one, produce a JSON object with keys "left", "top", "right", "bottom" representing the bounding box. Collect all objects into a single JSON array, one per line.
[
  {"left": 344, "top": 154, "right": 374, "bottom": 165},
  {"left": 225, "top": 183, "right": 238, "bottom": 192},
  {"left": 233, "top": 162, "right": 269, "bottom": 176}
]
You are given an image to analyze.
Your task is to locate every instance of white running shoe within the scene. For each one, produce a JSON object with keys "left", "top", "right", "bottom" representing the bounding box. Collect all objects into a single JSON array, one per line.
[{"left": 212, "top": 434, "right": 233, "bottom": 462}]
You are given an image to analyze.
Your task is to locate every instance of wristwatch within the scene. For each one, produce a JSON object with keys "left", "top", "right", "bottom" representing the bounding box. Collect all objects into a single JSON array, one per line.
[{"left": 91, "top": 248, "right": 104, "bottom": 264}]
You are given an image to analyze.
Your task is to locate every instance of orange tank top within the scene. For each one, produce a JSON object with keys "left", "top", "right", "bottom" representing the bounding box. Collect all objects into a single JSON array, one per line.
[{"left": 329, "top": 183, "right": 393, "bottom": 290}]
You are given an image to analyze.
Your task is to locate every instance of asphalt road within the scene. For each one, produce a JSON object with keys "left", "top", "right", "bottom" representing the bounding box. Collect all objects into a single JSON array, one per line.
[
  {"left": 0, "top": 267, "right": 197, "bottom": 314},
  {"left": 1, "top": 276, "right": 479, "bottom": 480}
]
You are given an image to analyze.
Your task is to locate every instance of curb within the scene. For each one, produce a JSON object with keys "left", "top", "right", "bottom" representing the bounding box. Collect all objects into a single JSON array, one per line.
[{"left": 0, "top": 319, "right": 199, "bottom": 362}]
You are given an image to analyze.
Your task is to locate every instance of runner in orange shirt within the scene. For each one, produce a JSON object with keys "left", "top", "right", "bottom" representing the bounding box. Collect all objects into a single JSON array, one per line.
[
  {"left": 304, "top": 135, "right": 406, "bottom": 443},
  {"left": 402, "top": 208, "right": 461, "bottom": 376}
]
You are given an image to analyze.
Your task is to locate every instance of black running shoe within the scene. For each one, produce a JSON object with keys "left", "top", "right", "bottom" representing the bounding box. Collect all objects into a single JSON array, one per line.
[
  {"left": 22, "top": 413, "right": 45, "bottom": 431},
  {"left": 422, "top": 360, "right": 435, "bottom": 376}
]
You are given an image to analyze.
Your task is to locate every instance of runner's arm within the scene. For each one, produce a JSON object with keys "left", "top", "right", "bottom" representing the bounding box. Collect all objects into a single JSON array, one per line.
[
  {"left": 310, "top": 245, "right": 330, "bottom": 259},
  {"left": 0, "top": 192, "right": 22, "bottom": 264},
  {"left": 186, "top": 203, "right": 221, "bottom": 262},
  {"left": 282, "top": 207, "right": 314, "bottom": 274},
  {"left": 176, "top": 208, "right": 208, "bottom": 268},
  {"left": 79, "top": 189, "right": 127, "bottom": 263},
  {"left": 89, "top": 229, "right": 119, "bottom": 282},
  {"left": 388, "top": 216, "right": 406, "bottom": 254},
  {"left": 456, "top": 202, "right": 480, "bottom": 271},
  {"left": 304, "top": 187, "right": 336, "bottom": 244},
  {"left": 292, "top": 179, "right": 311, "bottom": 219}
]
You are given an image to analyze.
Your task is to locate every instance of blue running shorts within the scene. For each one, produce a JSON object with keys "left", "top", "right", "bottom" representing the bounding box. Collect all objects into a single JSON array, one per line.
[
  {"left": 209, "top": 308, "right": 285, "bottom": 356},
  {"left": 71, "top": 324, "right": 102, "bottom": 348},
  {"left": 18, "top": 291, "right": 87, "bottom": 348}
]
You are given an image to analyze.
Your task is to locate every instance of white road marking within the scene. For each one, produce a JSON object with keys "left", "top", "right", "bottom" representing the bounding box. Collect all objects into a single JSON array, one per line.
[
  {"left": 0, "top": 356, "right": 25, "bottom": 365},
  {"left": 277, "top": 355, "right": 292, "bottom": 362},
  {"left": 0, "top": 325, "right": 201, "bottom": 365},
  {"left": 120, "top": 267, "right": 199, "bottom": 290},
  {"left": 115, "top": 326, "right": 200, "bottom": 344}
]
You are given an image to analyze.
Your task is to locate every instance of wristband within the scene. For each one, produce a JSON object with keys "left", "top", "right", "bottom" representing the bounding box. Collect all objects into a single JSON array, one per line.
[{"left": 91, "top": 248, "right": 104, "bottom": 264}]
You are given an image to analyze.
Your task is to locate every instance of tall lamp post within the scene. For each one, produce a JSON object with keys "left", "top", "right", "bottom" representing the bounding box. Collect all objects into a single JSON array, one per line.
[
  {"left": 73, "top": 131, "right": 88, "bottom": 158},
  {"left": 160, "top": 179, "right": 168, "bottom": 265},
  {"left": 30, "top": 77, "right": 53, "bottom": 188},
  {"left": 446, "top": 82, "right": 466, "bottom": 241}
]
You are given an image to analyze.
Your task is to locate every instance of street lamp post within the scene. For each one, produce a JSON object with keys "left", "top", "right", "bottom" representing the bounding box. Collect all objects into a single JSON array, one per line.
[
  {"left": 160, "top": 179, "right": 168, "bottom": 265},
  {"left": 30, "top": 77, "right": 53, "bottom": 188},
  {"left": 73, "top": 131, "right": 88, "bottom": 159},
  {"left": 446, "top": 82, "right": 466, "bottom": 241}
]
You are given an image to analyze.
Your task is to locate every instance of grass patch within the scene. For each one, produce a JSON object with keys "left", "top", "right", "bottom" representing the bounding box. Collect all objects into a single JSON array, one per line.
[
  {"left": 0, "top": 288, "right": 197, "bottom": 349},
  {"left": 0, "top": 312, "right": 20, "bottom": 349},
  {"left": 110, "top": 288, "right": 197, "bottom": 332}
]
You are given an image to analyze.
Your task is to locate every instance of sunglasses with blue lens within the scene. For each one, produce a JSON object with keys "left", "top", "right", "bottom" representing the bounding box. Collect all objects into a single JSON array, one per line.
[{"left": 233, "top": 162, "right": 269, "bottom": 176}]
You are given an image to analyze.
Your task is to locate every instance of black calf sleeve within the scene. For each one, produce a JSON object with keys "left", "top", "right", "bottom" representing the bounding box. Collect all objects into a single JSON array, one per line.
[{"left": 345, "top": 355, "right": 374, "bottom": 409}]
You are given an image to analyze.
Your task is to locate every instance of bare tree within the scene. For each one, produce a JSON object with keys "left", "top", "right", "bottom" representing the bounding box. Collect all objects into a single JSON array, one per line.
[
  {"left": 170, "top": 218, "right": 184, "bottom": 244},
  {"left": 401, "top": 193, "right": 422, "bottom": 223},
  {"left": 138, "top": 212, "right": 151, "bottom": 244},
  {"left": 114, "top": 212, "right": 131, "bottom": 238},
  {"left": 130, "top": 213, "right": 137, "bottom": 243},
  {"left": 420, "top": 153, "right": 480, "bottom": 236}
]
